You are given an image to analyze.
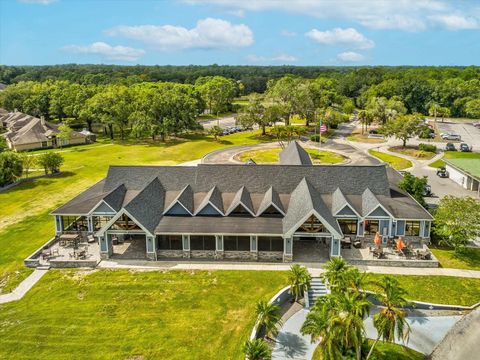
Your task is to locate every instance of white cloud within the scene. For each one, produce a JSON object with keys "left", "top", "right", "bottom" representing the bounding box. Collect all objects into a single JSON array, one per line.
[
  {"left": 280, "top": 30, "right": 297, "bottom": 37},
  {"left": 105, "top": 18, "right": 253, "bottom": 51},
  {"left": 63, "top": 42, "right": 145, "bottom": 62},
  {"left": 183, "top": 0, "right": 479, "bottom": 32},
  {"left": 429, "top": 14, "right": 480, "bottom": 30},
  {"left": 246, "top": 53, "right": 297, "bottom": 63},
  {"left": 337, "top": 51, "right": 365, "bottom": 62},
  {"left": 18, "top": 0, "right": 56, "bottom": 4},
  {"left": 306, "top": 27, "right": 374, "bottom": 49}
]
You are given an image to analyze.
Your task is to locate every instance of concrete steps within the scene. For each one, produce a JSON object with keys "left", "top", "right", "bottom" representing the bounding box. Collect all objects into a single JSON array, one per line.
[{"left": 307, "top": 277, "right": 328, "bottom": 308}]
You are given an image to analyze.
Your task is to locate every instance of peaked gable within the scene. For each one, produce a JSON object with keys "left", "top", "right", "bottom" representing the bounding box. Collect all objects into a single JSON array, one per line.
[
  {"left": 367, "top": 206, "right": 391, "bottom": 218},
  {"left": 92, "top": 201, "right": 116, "bottom": 214},
  {"left": 336, "top": 205, "right": 357, "bottom": 217},
  {"left": 165, "top": 202, "right": 191, "bottom": 216},
  {"left": 197, "top": 203, "right": 222, "bottom": 216}
]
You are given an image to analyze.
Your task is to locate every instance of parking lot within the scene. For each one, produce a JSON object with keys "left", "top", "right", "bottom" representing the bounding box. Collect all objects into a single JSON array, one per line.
[{"left": 436, "top": 120, "right": 480, "bottom": 151}]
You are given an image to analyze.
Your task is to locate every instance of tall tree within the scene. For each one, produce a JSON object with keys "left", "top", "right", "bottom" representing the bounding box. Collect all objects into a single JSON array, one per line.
[
  {"left": 380, "top": 114, "right": 426, "bottom": 147},
  {"left": 236, "top": 94, "right": 267, "bottom": 135},
  {"left": 398, "top": 172, "right": 428, "bottom": 208},
  {"left": 0, "top": 151, "right": 23, "bottom": 186},
  {"left": 288, "top": 264, "right": 311, "bottom": 303},
  {"left": 195, "top": 76, "right": 236, "bottom": 115},
  {"left": 255, "top": 300, "right": 282, "bottom": 339}
]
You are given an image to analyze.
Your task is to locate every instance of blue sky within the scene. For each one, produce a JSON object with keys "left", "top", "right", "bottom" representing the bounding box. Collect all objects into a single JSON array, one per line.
[{"left": 1, "top": 0, "right": 480, "bottom": 66}]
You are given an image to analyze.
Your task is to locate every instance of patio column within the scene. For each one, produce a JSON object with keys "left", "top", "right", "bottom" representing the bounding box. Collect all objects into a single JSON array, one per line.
[
  {"left": 99, "top": 233, "right": 112, "bottom": 259},
  {"left": 330, "top": 237, "right": 341, "bottom": 257},
  {"left": 87, "top": 216, "right": 93, "bottom": 233},
  {"left": 55, "top": 215, "right": 62, "bottom": 234},
  {"left": 182, "top": 234, "right": 190, "bottom": 259},
  {"left": 283, "top": 237, "right": 292, "bottom": 262},
  {"left": 250, "top": 235, "right": 258, "bottom": 261},
  {"left": 215, "top": 235, "right": 224, "bottom": 260},
  {"left": 146, "top": 235, "right": 156, "bottom": 260}
]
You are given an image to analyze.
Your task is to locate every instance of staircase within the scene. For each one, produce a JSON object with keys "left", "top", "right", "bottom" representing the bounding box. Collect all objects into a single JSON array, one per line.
[{"left": 306, "top": 277, "right": 328, "bottom": 308}]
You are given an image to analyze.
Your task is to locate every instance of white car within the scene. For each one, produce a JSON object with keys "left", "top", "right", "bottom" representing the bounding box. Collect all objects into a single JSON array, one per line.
[{"left": 441, "top": 133, "right": 461, "bottom": 141}]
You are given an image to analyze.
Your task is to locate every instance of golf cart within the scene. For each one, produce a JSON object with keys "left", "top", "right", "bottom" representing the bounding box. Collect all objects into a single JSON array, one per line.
[
  {"left": 423, "top": 184, "right": 432, "bottom": 197},
  {"left": 436, "top": 167, "right": 449, "bottom": 178}
]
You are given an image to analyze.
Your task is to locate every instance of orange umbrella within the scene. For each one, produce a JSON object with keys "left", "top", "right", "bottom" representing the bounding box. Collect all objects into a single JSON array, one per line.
[
  {"left": 374, "top": 232, "right": 382, "bottom": 247},
  {"left": 396, "top": 237, "right": 405, "bottom": 251}
]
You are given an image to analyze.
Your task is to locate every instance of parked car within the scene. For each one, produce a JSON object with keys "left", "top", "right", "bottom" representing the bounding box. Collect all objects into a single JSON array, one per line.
[
  {"left": 423, "top": 184, "right": 432, "bottom": 197},
  {"left": 445, "top": 143, "right": 456, "bottom": 151},
  {"left": 436, "top": 167, "right": 449, "bottom": 178},
  {"left": 369, "top": 129, "right": 379, "bottom": 135},
  {"left": 472, "top": 121, "right": 480, "bottom": 128},
  {"left": 460, "top": 143, "right": 472, "bottom": 152},
  {"left": 441, "top": 133, "right": 461, "bottom": 141}
]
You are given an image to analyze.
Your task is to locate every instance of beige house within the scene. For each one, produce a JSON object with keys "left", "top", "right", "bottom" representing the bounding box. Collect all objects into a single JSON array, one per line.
[{"left": 0, "top": 110, "right": 90, "bottom": 151}]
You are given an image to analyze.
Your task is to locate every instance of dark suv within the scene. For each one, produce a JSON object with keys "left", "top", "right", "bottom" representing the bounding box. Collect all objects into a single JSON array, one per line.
[
  {"left": 460, "top": 143, "right": 471, "bottom": 152},
  {"left": 445, "top": 143, "right": 456, "bottom": 151}
]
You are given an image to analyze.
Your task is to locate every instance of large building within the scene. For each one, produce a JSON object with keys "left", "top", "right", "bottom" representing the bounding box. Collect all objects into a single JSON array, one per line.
[
  {"left": 445, "top": 158, "right": 480, "bottom": 198},
  {"left": 0, "top": 110, "right": 90, "bottom": 151},
  {"left": 51, "top": 142, "right": 433, "bottom": 262}
]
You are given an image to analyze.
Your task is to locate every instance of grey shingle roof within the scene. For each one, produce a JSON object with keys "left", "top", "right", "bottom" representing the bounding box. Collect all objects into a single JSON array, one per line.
[
  {"left": 164, "top": 185, "right": 194, "bottom": 214},
  {"left": 256, "top": 186, "right": 285, "bottom": 215},
  {"left": 51, "top": 180, "right": 107, "bottom": 215},
  {"left": 282, "top": 178, "right": 342, "bottom": 237},
  {"left": 361, "top": 188, "right": 381, "bottom": 217},
  {"left": 226, "top": 186, "right": 255, "bottom": 215},
  {"left": 103, "top": 184, "right": 126, "bottom": 211},
  {"left": 124, "top": 177, "right": 165, "bottom": 234},
  {"left": 279, "top": 141, "right": 313, "bottom": 165},
  {"left": 195, "top": 186, "right": 224, "bottom": 215}
]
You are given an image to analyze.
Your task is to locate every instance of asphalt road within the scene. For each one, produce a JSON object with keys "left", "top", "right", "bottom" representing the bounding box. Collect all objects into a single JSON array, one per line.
[{"left": 436, "top": 121, "right": 480, "bottom": 150}]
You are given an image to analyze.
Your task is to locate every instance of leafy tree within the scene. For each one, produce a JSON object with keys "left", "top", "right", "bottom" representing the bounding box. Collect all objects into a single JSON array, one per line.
[
  {"left": 434, "top": 196, "right": 480, "bottom": 252},
  {"left": 255, "top": 300, "right": 282, "bottom": 339},
  {"left": 288, "top": 264, "right": 311, "bottom": 302},
  {"left": 243, "top": 339, "right": 271, "bottom": 360},
  {"left": 37, "top": 152, "right": 64, "bottom": 174},
  {"left": 366, "top": 276, "right": 411, "bottom": 360},
  {"left": 57, "top": 123, "right": 74, "bottom": 148},
  {"left": 271, "top": 125, "right": 307, "bottom": 148},
  {"left": 195, "top": 76, "right": 236, "bottom": 115},
  {"left": 0, "top": 136, "right": 7, "bottom": 152},
  {"left": 0, "top": 151, "right": 23, "bottom": 186},
  {"left": 208, "top": 125, "right": 223, "bottom": 141},
  {"left": 380, "top": 114, "right": 426, "bottom": 147},
  {"left": 19, "top": 153, "right": 36, "bottom": 178},
  {"left": 465, "top": 99, "right": 480, "bottom": 119},
  {"left": 398, "top": 172, "right": 428, "bottom": 207},
  {"left": 236, "top": 94, "right": 267, "bottom": 135},
  {"left": 358, "top": 110, "right": 373, "bottom": 134}
]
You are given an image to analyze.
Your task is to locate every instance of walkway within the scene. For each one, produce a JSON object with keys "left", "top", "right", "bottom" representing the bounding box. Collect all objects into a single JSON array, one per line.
[
  {"left": 0, "top": 269, "right": 48, "bottom": 304},
  {"left": 97, "top": 259, "right": 480, "bottom": 278},
  {"left": 272, "top": 308, "right": 461, "bottom": 359}
]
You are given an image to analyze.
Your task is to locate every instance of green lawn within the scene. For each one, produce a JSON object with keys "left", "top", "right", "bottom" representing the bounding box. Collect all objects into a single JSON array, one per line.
[
  {"left": 236, "top": 147, "right": 346, "bottom": 164},
  {"left": 312, "top": 340, "right": 424, "bottom": 360},
  {"left": 366, "top": 274, "right": 480, "bottom": 306},
  {"left": 388, "top": 146, "right": 436, "bottom": 160},
  {"left": 368, "top": 150, "right": 413, "bottom": 170},
  {"left": 0, "top": 131, "right": 267, "bottom": 288},
  {"left": 0, "top": 269, "right": 288, "bottom": 360},
  {"left": 430, "top": 247, "right": 480, "bottom": 271},
  {"left": 429, "top": 151, "right": 480, "bottom": 168}
]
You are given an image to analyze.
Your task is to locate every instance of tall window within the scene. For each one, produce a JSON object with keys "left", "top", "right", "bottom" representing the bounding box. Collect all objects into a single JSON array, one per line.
[
  {"left": 157, "top": 235, "right": 183, "bottom": 250},
  {"left": 258, "top": 236, "right": 284, "bottom": 252},
  {"left": 93, "top": 216, "right": 113, "bottom": 231},
  {"left": 337, "top": 219, "right": 358, "bottom": 235},
  {"left": 223, "top": 236, "right": 250, "bottom": 251},
  {"left": 364, "top": 220, "right": 379, "bottom": 235},
  {"left": 405, "top": 221, "right": 420, "bottom": 236},
  {"left": 62, "top": 216, "right": 88, "bottom": 231},
  {"left": 190, "top": 235, "right": 216, "bottom": 250}
]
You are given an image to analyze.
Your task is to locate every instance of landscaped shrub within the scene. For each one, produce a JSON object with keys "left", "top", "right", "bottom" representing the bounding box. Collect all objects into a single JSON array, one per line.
[{"left": 418, "top": 143, "right": 437, "bottom": 152}]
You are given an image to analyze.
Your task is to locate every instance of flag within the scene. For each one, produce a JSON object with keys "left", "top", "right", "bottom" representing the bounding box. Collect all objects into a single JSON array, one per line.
[{"left": 320, "top": 123, "right": 327, "bottom": 133}]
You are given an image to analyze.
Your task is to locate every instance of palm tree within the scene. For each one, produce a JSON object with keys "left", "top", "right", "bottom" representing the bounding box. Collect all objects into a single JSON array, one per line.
[
  {"left": 358, "top": 110, "right": 368, "bottom": 134},
  {"left": 243, "top": 339, "right": 272, "bottom": 360},
  {"left": 366, "top": 276, "right": 411, "bottom": 360},
  {"left": 321, "top": 257, "right": 351, "bottom": 292},
  {"left": 288, "top": 264, "right": 311, "bottom": 303},
  {"left": 255, "top": 300, "right": 282, "bottom": 339},
  {"left": 345, "top": 267, "right": 371, "bottom": 295}
]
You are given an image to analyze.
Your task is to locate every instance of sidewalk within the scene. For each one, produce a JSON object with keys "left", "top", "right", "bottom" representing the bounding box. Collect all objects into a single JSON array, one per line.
[{"left": 0, "top": 269, "right": 48, "bottom": 304}]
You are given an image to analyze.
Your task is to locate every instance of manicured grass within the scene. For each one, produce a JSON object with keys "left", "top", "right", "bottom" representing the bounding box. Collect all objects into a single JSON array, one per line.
[
  {"left": 236, "top": 147, "right": 346, "bottom": 164},
  {"left": 197, "top": 111, "right": 236, "bottom": 121},
  {"left": 368, "top": 150, "right": 413, "bottom": 170},
  {"left": 388, "top": 146, "right": 436, "bottom": 160},
  {"left": 366, "top": 274, "right": 480, "bottom": 306},
  {"left": 0, "top": 131, "right": 267, "bottom": 283},
  {"left": 0, "top": 267, "right": 33, "bottom": 294},
  {"left": 430, "top": 247, "right": 480, "bottom": 271},
  {"left": 0, "top": 269, "right": 288, "bottom": 360},
  {"left": 312, "top": 340, "right": 424, "bottom": 360},
  {"left": 428, "top": 151, "right": 480, "bottom": 168},
  {"left": 347, "top": 134, "right": 385, "bottom": 143}
]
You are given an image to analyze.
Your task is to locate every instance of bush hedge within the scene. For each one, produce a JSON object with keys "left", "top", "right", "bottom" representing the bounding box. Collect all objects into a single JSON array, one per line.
[{"left": 418, "top": 143, "right": 437, "bottom": 152}]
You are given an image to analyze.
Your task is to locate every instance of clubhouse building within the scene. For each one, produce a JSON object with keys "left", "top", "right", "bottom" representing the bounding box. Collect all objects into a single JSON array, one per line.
[{"left": 49, "top": 142, "right": 433, "bottom": 263}]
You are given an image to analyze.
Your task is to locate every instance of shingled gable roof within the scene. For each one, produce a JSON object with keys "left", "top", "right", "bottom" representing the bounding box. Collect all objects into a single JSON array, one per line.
[
  {"left": 283, "top": 178, "right": 342, "bottom": 238},
  {"left": 195, "top": 186, "right": 224, "bottom": 215},
  {"left": 362, "top": 188, "right": 393, "bottom": 217},
  {"left": 331, "top": 188, "right": 359, "bottom": 217},
  {"left": 279, "top": 141, "right": 313, "bottom": 165},
  {"left": 226, "top": 186, "right": 255, "bottom": 215},
  {"left": 164, "top": 184, "right": 194, "bottom": 215},
  {"left": 123, "top": 177, "right": 165, "bottom": 234},
  {"left": 102, "top": 184, "right": 126, "bottom": 212},
  {"left": 256, "top": 186, "right": 285, "bottom": 216}
]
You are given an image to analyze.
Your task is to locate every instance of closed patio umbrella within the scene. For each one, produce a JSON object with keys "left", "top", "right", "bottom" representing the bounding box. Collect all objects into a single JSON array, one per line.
[
  {"left": 374, "top": 232, "right": 382, "bottom": 247},
  {"left": 396, "top": 237, "right": 405, "bottom": 251}
]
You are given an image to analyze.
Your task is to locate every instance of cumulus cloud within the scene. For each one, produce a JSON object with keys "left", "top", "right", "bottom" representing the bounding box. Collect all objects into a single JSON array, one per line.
[
  {"left": 429, "top": 14, "right": 480, "bottom": 30},
  {"left": 18, "top": 0, "right": 57, "bottom": 4},
  {"left": 337, "top": 51, "right": 365, "bottom": 62},
  {"left": 105, "top": 18, "right": 253, "bottom": 51},
  {"left": 306, "top": 27, "right": 374, "bottom": 49},
  {"left": 246, "top": 53, "right": 297, "bottom": 63},
  {"left": 63, "top": 42, "right": 145, "bottom": 62},
  {"left": 183, "top": 0, "right": 479, "bottom": 32}
]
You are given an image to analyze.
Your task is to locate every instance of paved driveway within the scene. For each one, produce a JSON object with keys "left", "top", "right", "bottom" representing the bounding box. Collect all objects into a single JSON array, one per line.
[
  {"left": 436, "top": 121, "right": 480, "bottom": 150},
  {"left": 272, "top": 308, "right": 461, "bottom": 359}
]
